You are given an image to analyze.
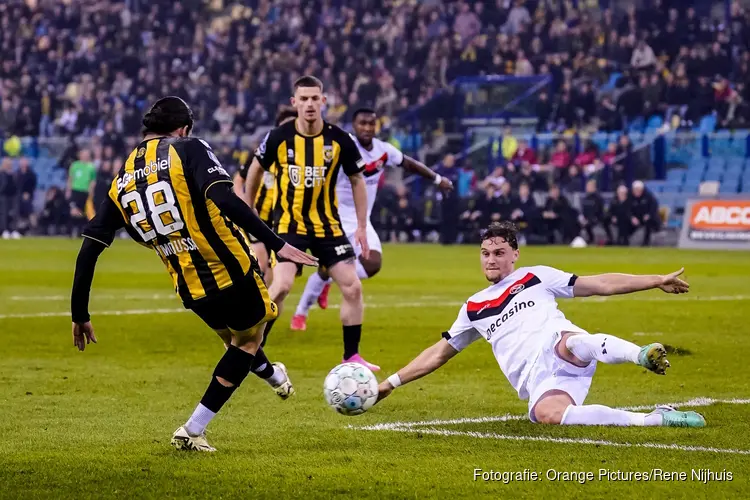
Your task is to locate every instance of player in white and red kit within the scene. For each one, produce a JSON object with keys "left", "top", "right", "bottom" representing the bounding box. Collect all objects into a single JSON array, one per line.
[
  {"left": 290, "top": 109, "right": 454, "bottom": 358},
  {"left": 375, "top": 222, "right": 706, "bottom": 428}
]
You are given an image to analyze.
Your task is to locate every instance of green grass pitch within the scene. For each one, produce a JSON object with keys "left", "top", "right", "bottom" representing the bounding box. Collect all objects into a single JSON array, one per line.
[{"left": 1, "top": 239, "right": 749, "bottom": 499}]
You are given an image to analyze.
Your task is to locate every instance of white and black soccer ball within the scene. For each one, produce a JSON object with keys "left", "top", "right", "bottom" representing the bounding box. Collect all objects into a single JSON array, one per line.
[{"left": 323, "top": 362, "right": 379, "bottom": 416}]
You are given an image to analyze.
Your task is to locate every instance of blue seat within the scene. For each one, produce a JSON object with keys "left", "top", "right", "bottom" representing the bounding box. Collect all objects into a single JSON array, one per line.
[
  {"left": 698, "top": 114, "right": 717, "bottom": 133},
  {"left": 681, "top": 181, "right": 701, "bottom": 193},
  {"left": 707, "top": 158, "right": 726, "bottom": 171},
  {"left": 703, "top": 171, "right": 723, "bottom": 182},
  {"left": 666, "top": 169, "right": 685, "bottom": 182},
  {"left": 719, "top": 182, "right": 739, "bottom": 194},
  {"left": 645, "top": 180, "right": 664, "bottom": 193},
  {"left": 726, "top": 160, "right": 746, "bottom": 174},
  {"left": 685, "top": 170, "right": 703, "bottom": 183},
  {"left": 646, "top": 115, "right": 663, "bottom": 131},
  {"left": 687, "top": 159, "right": 706, "bottom": 173},
  {"left": 741, "top": 182, "right": 750, "bottom": 193}
]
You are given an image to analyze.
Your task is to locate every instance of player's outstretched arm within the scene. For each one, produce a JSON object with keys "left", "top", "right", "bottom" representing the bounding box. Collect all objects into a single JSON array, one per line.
[
  {"left": 206, "top": 183, "right": 318, "bottom": 267},
  {"left": 573, "top": 268, "right": 689, "bottom": 297},
  {"left": 243, "top": 158, "right": 264, "bottom": 208},
  {"left": 349, "top": 172, "right": 370, "bottom": 259},
  {"left": 71, "top": 238, "right": 105, "bottom": 351},
  {"left": 70, "top": 198, "right": 124, "bottom": 351},
  {"left": 375, "top": 339, "right": 459, "bottom": 404},
  {"left": 401, "top": 155, "right": 454, "bottom": 192}
]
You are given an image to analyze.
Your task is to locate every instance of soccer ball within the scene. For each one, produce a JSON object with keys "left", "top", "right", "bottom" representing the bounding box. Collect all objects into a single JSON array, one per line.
[{"left": 323, "top": 363, "right": 379, "bottom": 416}]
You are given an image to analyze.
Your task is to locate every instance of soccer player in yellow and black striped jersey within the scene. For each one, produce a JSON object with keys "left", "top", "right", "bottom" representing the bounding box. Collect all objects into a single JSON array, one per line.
[
  {"left": 70, "top": 96, "right": 317, "bottom": 452},
  {"left": 245, "top": 75, "right": 378, "bottom": 370},
  {"left": 233, "top": 107, "right": 298, "bottom": 284}
]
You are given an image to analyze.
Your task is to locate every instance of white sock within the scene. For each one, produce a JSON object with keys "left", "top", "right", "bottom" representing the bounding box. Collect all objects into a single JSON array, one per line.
[
  {"left": 185, "top": 403, "right": 216, "bottom": 436},
  {"left": 295, "top": 273, "right": 332, "bottom": 317},
  {"left": 267, "top": 365, "right": 287, "bottom": 386},
  {"left": 565, "top": 333, "right": 640, "bottom": 365},
  {"left": 355, "top": 259, "right": 369, "bottom": 280},
  {"left": 561, "top": 404, "right": 661, "bottom": 426}
]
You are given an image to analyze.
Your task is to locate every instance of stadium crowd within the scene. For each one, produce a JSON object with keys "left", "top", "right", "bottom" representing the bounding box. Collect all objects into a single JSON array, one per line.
[{"left": 0, "top": 0, "right": 749, "bottom": 244}]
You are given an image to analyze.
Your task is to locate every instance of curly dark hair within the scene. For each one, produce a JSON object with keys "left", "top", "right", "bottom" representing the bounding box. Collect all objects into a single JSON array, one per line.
[
  {"left": 142, "top": 96, "right": 193, "bottom": 136},
  {"left": 480, "top": 221, "right": 519, "bottom": 250}
]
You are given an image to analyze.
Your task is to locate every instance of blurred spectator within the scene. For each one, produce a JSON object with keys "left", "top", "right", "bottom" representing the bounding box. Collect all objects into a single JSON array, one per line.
[
  {"left": 495, "top": 181, "right": 516, "bottom": 221},
  {"left": 561, "top": 165, "right": 585, "bottom": 194},
  {"left": 16, "top": 158, "right": 37, "bottom": 236},
  {"left": 482, "top": 166, "right": 507, "bottom": 191},
  {"left": 39, "top": 187, "right": 69, "bottom": 236},
  {"left": 631, "top": 40, "right": 657, "bottom": 70},
  {"left": 92, "top": 159, "right": 115, "bottom": 210},
  {"left": 512, "top": 139, "right": 537, "bottom": 165},
  {"left": 509, "top": 182, "right": 539, "bottom": 242},
  {"left": 608, "top": 185, "right": 632, "bottom": 246},
  {"left": 390, "top": 195, "right": 419, "bottom": 243},
  {"left": 0, "top": 158, "right": 18, "bottom": 239},
  {"left": 629, "top": 180, "right": 660, "bottom": 246},
  {"left": 541, "top": 185, "right": 578, "bottom": 244},
  {"left": 550, "top": 141, "right": 572, "bottom": 180},
  {"left": 579, "top": 179, "right": 612, "bottom": 245},
  {"left": 500, "top": 127, "right": 519, "bottom": 161},
  {"left": 438, "top": 154, "right": 460, "bottom": 245}
]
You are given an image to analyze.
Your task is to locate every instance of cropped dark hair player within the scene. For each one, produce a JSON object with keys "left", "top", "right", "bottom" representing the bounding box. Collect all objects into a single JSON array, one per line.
[
  {"left": 234, "top": 106, "right": 299, "bottom": 286},
  {"left": 245, "top": 75, "right": 378, "bottom": 369},
  {"left": 70, "top": 96, "right": 317, "bottom": 452}
]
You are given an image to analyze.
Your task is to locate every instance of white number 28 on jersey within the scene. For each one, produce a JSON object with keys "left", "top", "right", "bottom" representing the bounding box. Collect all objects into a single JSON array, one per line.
[{"left": 120, "top": 180, "right": 184, "bottom": 242}]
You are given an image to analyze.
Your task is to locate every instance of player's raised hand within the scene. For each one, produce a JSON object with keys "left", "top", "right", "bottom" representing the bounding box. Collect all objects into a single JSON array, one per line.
[
  {"left": 438, "top": 177, "right": 454, "bottom": 192},
  {"left": 354, "top": 226, "right": 370, "bottom": 260},
  {"left": 72, "top": 321, "right": 97, "bottom": 352},
  {"left": 658, "top": 267, "right": 689, "bottom": 294},
  {"left": 277, "top": 243, "right": 318, "bottom": 267}
]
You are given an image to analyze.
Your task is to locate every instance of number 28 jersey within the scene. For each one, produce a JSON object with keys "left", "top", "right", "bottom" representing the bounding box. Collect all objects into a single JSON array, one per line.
[{"left": 85, "top": 137, "right": 257, "bottom": 306}]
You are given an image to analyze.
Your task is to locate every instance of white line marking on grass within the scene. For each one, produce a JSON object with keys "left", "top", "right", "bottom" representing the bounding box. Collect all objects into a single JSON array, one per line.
[
  {"left": 4, "top": 294, "right": 750, "bottom": 320},
  {"left": 0, "top": 308, "right": 187, "bottom": 320},
  {"left": 354, "top": 398, "right": 750, "bottom": 455},
  {"left": 387, "top": 427, "right": 750, "bottom": 456},
  {"left": 355, "top": 397, "right": 750, "bottom": 431},
  {"left": 9, "top": 293, "right": 176, "bottom": 301}
]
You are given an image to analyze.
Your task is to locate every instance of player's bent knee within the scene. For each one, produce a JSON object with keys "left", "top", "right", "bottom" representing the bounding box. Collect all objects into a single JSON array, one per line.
[
  {"left": 340, "top": 279, "right": 363, "bottom": 303},
  {"left": 534, "top": 405, "right": 565, "bottom": 425},
  {"left": 532, "top": 392, "right": 573, "bottom": 425},
  {"left": 233, "top": 326, "right": 264, "bottom": 353}
]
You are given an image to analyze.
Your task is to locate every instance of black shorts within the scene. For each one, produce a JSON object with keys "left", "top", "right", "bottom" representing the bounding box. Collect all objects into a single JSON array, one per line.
[
  {"left": 276, "top": 232, "right": 355, "bottom": 269},
  {"left": 71, "top": 191, "right": 88, "bottom": 212},
  {"left": 189, "top": 270, "right": 278, "bottom": 331}
]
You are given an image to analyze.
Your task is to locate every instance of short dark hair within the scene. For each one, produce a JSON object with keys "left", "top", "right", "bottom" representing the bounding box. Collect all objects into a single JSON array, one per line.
[
  {"left": 293, "top": 75, "right": 323, "bottom": 92},
  {"left": 480, "top": 221, "right": 519, "bottom": 250},
  {"left": 353, "top": 107, "right": 376, "bottom": 121},
  {"left": 275, "top": 107, "right": 297, "bottom": 126},
  {"left": 142, "top": 96, "right": 194, "bottom": 136}
]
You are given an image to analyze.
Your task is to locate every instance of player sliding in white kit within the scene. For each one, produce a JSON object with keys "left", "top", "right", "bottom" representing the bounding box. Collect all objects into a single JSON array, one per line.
[
  {"left": 290, "top": 108, "right": 454, "bottom": 345},
  {"left": 375, "top": 221, "right": 706, "bottom": 428}
]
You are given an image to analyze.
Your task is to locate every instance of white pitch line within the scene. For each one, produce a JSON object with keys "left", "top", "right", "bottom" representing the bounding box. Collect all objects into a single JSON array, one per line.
[
  {"left": 354, "top": 398, "right": 750, "bottom": 431},
  {"left": 3, "top": 294, "right": 750, "bottom": 320},
  {"left": 0, "top": 308, "right": 187, "bottom": 320},
  {"left": 388, "top": 427, "right": 750, "bottom": 456},
  {"left": 9, "top": 293, "right": 176, "bottom": 301}
]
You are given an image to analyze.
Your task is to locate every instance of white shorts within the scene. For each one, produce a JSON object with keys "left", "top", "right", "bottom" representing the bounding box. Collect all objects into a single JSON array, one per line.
[
  {"left": 525, "top": 331, "right": 597, "bottom": 422},
  {"left": 341, "top": 217, "right": 382, "bottom": 257}
]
